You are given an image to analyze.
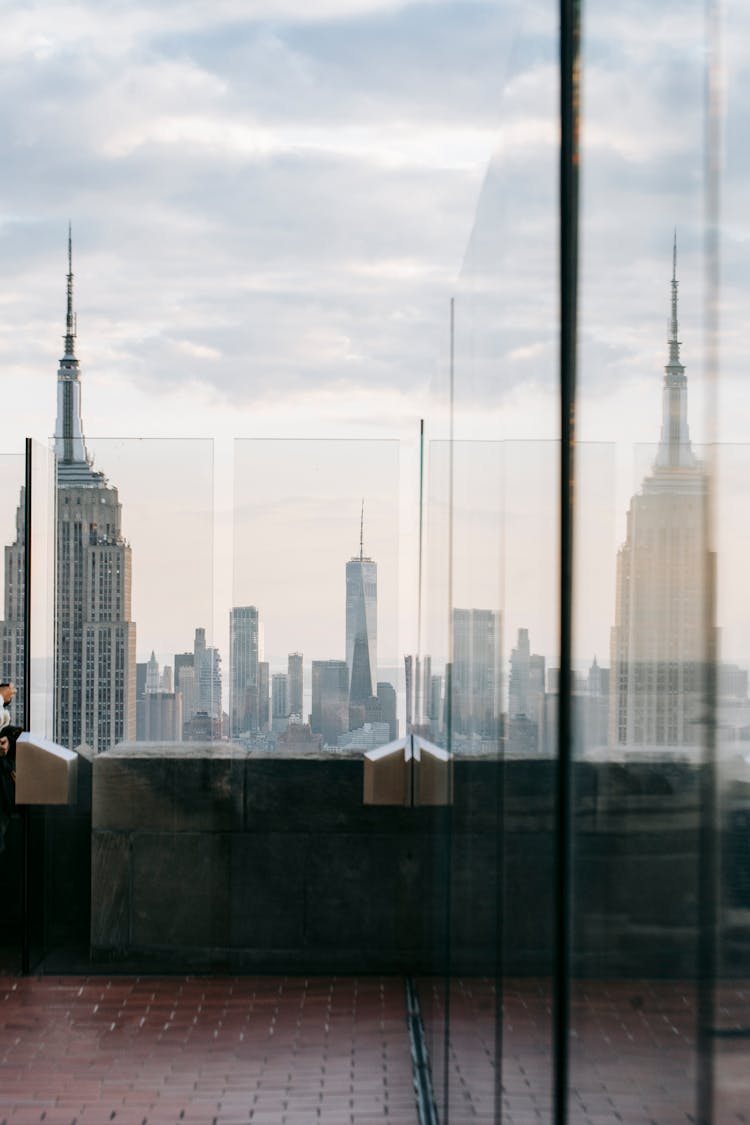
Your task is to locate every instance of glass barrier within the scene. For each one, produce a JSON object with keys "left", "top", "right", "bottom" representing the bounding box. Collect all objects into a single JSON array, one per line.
[
  {"left": 232, "top": 439, "right": 400, "bottom": 755},
  {"left": 715, "top": 443, "right": 750, "bottom": 1118},
  {"left": 0, "top": 452, "right": 28, "bottom": 975},
  {"left": 34, "top": 437, "right": 212, "bottom": 970}
]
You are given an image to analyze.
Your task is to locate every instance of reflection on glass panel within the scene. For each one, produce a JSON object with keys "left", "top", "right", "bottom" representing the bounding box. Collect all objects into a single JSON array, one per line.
[
  {"left": 81, "top": 439, "right": 214, "bottom": 751},
  {"left": 0, "top": 453, "right": 27, "bottom": 973},
  {"left": 232, "top": 439, "right": 399, "bottom": 755},
  {"left": 29, "top": 441, "right": 56, "bottom": 739},
  {"left": 715, "top": 444, "right": 750, "bottom": 1119}
]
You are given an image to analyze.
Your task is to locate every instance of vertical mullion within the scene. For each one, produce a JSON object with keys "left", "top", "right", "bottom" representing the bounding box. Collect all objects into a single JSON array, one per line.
[
  {"left": 21, "top": 438, "right": 32, "bottom": 975},
  {"left": 555, "top": 2, "right": 581, "bottom": 1123}
]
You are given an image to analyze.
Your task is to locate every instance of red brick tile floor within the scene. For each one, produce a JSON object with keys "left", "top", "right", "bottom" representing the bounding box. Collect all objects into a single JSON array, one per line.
[
  {"left": 0, "top": 976, "right": 418, "bottom": 1125},
  {"left": 1, "top": 974, "right": 748, "bottom": 1124},
  {"left": 419, "top": 977, "right": 750, "bottom": 1124}
]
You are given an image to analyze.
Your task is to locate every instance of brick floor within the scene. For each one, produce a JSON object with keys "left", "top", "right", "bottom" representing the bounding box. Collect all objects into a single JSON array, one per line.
[
  {"left": 0, "top": 975, "right": 748, "bottom": 1124},
  {"left": 419, "top": 977, "right": 750, "bottom": 1124},
  {"left": 0, "top": 976, "right": 418, "bottom": 1125}
]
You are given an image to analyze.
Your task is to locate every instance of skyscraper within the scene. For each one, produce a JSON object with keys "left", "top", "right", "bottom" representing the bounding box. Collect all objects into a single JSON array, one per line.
[
  {"left": 5, "top": 232, "right": 139, "bottom": 752},
  {"left": 346, "top": 506, "right": 377, "bottom": 708},
  {"left": 311, "top": 659, "right": 349, "bottom": 747},
  {"left": 451, "top": 608, "right": 501, "bottom": 740},
  {"left": 194, "top": 626, "right": 222, "bottom": 723},
  {"left": 229, "top": 606, "right": 260, "bottom": 735},
  {"left": 609, "top": 239, "right": 707, "bottom": 748},
  {"left": 287, "top": 652, "right": 303, "bottom": 719}
]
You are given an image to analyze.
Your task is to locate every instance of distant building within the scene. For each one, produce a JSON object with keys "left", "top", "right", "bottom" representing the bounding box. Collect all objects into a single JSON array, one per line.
[
  {"left": 173, "top": 652, "right": 194, "bottom": 693},
  {"left": 509, "top": 628, "right": 545, "bottom": 720},
  {"left": 287, "top": 652, "right": 303, "bottom": 718},
  {"left": 229, "top": 606, "right": 260, "bottom": 735},
  {"left": 311, "top": 659, "right": 349, "bottom": 747},
  {"left": 277, "top": 722, "right": 322, "bottom": 753},
  {"left": 0, "top": 232, "right": 136, "bottom": 751},
  {"left": 271, "top": 672, "right": 289, "bottom": 733},
  {"left": 338, "top": 722, "right": 391, "bottom": 752},
  {"left": 258, "top": 661, "right": 270, "bottom": 731},
  {"left": 508, "top": 628, "right": 546, "bottom": 755},
  {"left": 451, "top": 608, "right": 501, "bottom": 740},
  {"left": 142, "top": 691, "right": 182, "bottom": 742},
  {"left": 194, "top": 627, "right": 222, "bottom": 723},
  {"left": 346, "top": 508, "right": 377, "bottom": 708},
  {"left": 376, "top": 681, "right": 398, "bottom": 741},
  {"left": 610, "top": 241, "right": 707, "bottom": 749},
  {"left": 183, "top": 710, "right": 221, "bottom": 741},
  {"left": 146, "top": 650, "right": 160, "bottom": 694},
  {"left": 178, "top": 664, "right": 197, "bottom": 725}
]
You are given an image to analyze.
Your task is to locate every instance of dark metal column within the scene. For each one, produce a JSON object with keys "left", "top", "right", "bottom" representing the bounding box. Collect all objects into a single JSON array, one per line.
[
  {"left": 21, "top": 438, "right": 32, "bottom": 975},
  {"left": 555, "top": 2, "right": 581, "bottom": 1123}
]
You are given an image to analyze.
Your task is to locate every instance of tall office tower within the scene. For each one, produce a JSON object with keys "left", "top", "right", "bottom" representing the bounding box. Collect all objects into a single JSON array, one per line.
[
  {"left": 142, "top": 691, "right": 182, "bottom": 742},
  {"left": 581, "top": 657, "right": 609, "bottom": 753},
  {"left": 271, "top": 672, "right": 289, "bottom": 734},
  {"left": 2, "top": 232, "right": 139, "bottom": 751},
  {"left": 508, "top": 628, "right": 546, "bottom": 720},
  {"left": 287, "top": 652, "right": 303, "bottom": 719},
  {"left": 258, "top": 661, "right": 270, "bottom": 731},
  {"left": 173, "top": 652, "right": 193, "bottom": 693},
  {"left": 428, "top": 675, "right": 442, "bottom": 728},
  {"left": 451, "top": 608, "right": 502, "bottom": 740},
  {"left": 311, "top": 659, "right": 349, "bottom": 747},
  {"left": 178, "top": 665, "right": 196, "bottom": 725},
  {"left": 192, "top": 626, "right": 222, "bottom": 722},
  {"left": 346, "top": 507, "right": 377, "bottom": 707},
  {"left": 229, "top": 606, "right": 260, "bottom": 735},
  {"left": 160, "top": 665, "right": 173, "bottom": 693},
  {"left": 200, "top": 648, "right": 222, "bottom": 721},
  {"left": 376, "top": 681, "right": 398, "bottom": 741},
  {"left": 421, "top": 656, "right": 432, "bottom": 727},
  {"left": 610, "top": 240, "right": 707, "bottom": 748}
]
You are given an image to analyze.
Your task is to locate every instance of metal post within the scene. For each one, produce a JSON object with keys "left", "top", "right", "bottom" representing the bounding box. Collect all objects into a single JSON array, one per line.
[
  {"left": 21, "top": 438, "right": 32, "bottom": 974},
  {"left": 555, "top": 2, "right": 581, "bottom": 1122}
]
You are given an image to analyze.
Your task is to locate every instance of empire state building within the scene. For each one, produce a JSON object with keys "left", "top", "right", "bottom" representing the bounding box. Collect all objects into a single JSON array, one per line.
[
  {"left": 1, "top": 232, "right": 136, "bottom": 752},
  {"left": 609, "top": 238, "right": 708, "bottom": 749}
]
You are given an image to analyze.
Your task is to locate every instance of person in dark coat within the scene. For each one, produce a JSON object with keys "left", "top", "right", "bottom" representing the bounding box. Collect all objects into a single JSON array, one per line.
[{"left": 0, "top": 683, "right": 22, "bottom": 853}]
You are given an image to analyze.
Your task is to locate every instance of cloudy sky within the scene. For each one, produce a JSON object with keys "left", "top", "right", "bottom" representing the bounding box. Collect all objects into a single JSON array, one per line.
[{"left": 1, "top": 0, "right": 747, "bottom": 674}]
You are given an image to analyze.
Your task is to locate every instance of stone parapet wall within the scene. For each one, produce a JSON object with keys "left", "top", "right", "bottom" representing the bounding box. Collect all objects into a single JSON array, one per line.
[{"left": 86, "top": 745, "right": 742, "bottom": 976}]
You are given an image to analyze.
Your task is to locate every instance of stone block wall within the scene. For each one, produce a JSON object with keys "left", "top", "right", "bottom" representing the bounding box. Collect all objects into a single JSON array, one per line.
[{"left": 88, "top": 745, "right": 721, "bottom": 976}]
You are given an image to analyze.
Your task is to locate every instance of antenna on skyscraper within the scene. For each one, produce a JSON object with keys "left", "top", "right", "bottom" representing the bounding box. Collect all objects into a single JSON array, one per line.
[
  {"left": 359, "top": 499, "right": 364, "bottom": 562},
  {"left": 65, "top": 221, "right": 76, "bottom": 351},
  {"left": 667, "top": 229, "right": 682, "bottom": 370}
]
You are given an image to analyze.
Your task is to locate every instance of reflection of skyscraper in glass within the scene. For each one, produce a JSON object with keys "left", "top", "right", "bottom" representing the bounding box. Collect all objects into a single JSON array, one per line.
[
  {"left": 43, "top": 231, "right": 136, "bottom": 752},
  {"left": 451, "top": 608, "right": 501, "bottom": 739},
  {"left": 346, "top": 506, "right": 377, "bottom": 707},
  {"left": 229, "top": 606, "right": 259, "bottom": 735},
  {"left": 287, "top": 652, "right": 303, "bottom": 718},
  {"left": 610, "top": 240, "right": 707, "bottom": 748}
]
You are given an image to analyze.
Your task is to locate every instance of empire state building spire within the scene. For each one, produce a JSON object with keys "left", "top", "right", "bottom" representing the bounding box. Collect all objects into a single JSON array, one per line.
[
  {"left": 54, "top": 227, "right": 100, "bottom": 484},
  {"left": 655, "top": 233, "right": 696, "bottom": 470}
]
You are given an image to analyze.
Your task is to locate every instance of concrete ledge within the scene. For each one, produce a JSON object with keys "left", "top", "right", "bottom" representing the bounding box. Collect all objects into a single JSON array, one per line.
[{"left": 85, "top": 749, "right": 737, "bottom": 976}]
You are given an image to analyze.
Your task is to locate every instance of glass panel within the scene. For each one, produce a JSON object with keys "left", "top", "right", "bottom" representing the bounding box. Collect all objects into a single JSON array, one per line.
[
  {"left": 232, "top": 439, "right": 400, "bottom": 753},
  {"left": 0, "top": 452, "right": 27, "bottom": 974},
  {"left": 42, "top": 437, "right": 213, "bottom": 971},
  {"left": 29, "top": 440, "right": 56, "bottom": 738},
  {"left": 714, "top": 2, "right": 748, "bottom": 1116},
  {"left": 715, "top": 444, "right": 750, "bottom": 1120},
  {"left": 572, "top": 0, "right": 709, "bottom": 1113}
]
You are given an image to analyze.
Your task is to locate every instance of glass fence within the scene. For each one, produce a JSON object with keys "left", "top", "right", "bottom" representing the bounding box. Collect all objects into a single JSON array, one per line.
[{"left": 2, "top": 0, "right": 748, "bottom": 1119}]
